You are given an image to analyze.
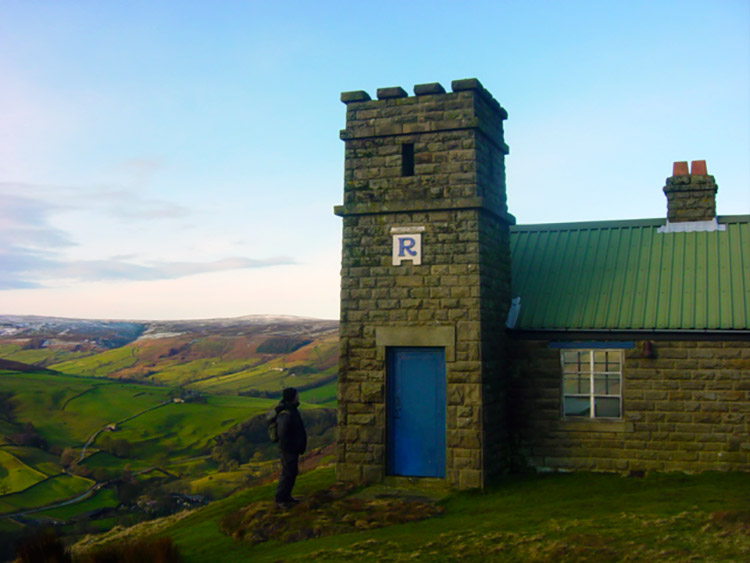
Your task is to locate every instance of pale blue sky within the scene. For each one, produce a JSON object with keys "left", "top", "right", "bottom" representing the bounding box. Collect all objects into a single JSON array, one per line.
[{"left": 1, "top": 0, "right": 748, "bottom": 320}]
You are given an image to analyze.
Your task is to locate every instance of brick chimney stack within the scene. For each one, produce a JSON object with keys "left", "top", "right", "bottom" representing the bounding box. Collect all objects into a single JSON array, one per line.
[{"left": 663, "top": 160, "right": 718, "bottom": 222}]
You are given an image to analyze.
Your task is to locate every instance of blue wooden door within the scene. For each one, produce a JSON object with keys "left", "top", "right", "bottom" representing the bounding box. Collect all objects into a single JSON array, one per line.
[{"left": 386, "top": 347, "right": 446, "bottom": 477}]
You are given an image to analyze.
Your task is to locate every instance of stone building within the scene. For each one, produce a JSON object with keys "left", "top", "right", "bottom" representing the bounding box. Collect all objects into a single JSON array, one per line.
[{"left": 334, "top": 78, "right": 750, "bottom": 489}]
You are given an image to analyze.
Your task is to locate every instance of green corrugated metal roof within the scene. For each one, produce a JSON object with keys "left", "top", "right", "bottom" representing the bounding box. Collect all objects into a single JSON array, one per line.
[{"left": 509, "top": 215, "right": 750, "bottom": 331}]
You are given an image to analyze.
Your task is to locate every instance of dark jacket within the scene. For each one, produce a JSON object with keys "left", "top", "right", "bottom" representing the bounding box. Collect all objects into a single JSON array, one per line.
[{"left": 275, "top": 400, "right": 307, "bottom": 455}]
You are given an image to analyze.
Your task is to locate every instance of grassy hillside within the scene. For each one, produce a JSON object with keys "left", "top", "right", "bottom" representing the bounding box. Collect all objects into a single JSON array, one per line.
[
  {"left": 109, "top": 395, "right": 271, "bottom": 463},
  {"left": 0, "top": 449, "right": 48, "bottom": 495},
  {"left": 0, "top": 316, "right": 341, "bottom": 557},
  {"left": 0, "top": 371, "right": 276, "bottom": 470},
  {"left": 72, "top": 468, "right": 750, "bottom": 562},
  {"left": 298, "top": 380, "right": 337, "bottom": 408},
  {"left": 48, "top": 331, "right": 338, "bottom": 399},
  {"left": 0, "top": 473, "right": 93, "bottom": 514},
  {"left": 51, "top": 346, "right": 139, "bottom": 377},
  {"left": 0, "top": 371, "right": 277, "bottom": 523},
  {"left": 0, "top": 367, "right": 334, "bottom": 547},
  {"left": 1, "top": 370, "right": 170, "bottom": 446},
  {"left": 0, "top": 343, "right": 94, "bottom": 368}
]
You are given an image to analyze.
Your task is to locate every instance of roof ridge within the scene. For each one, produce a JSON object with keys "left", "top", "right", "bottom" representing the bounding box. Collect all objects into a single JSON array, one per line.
[{"left": 511, "top": 214, "right": 750, "bottom": 232}]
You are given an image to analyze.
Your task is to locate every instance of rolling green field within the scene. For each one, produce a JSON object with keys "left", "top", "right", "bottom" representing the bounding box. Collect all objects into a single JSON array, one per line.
[
  {"left": 46, "top": 334, "right": 339, "bottom": 397},
  {"left": 138, "top": 358, "right": 264, "bottom": 387},
  {"left": 109, "top": 395, "right": 271, "bottom": 462},
  {"left": 299, "top": 380, "right": 337, "bottom": 407},
  {"left": 1, "top": 335, "right": 339, "bottom": 558},
  {"left": 0, "top": 343, "right": 93, "bottom": 367},
  {"left": 0, "top": 371, "right": 170, "bottom": 446},
  {"left": 1, "top": 446, "right": 61, "bottom": 477},
  {"left": 0, "top": 473, "right": 93, "bottom": 515},
  {"left": 0, "top": 449, "right": 48, "bottom": 495},
  {"left": 51, "top": 346, "right": 140, "bottom": 377},
  {"left": 36, "top": 488, "right": 118, "bottom": 521},
  {"left": 0, "top": 370, "right": 280, "bottom": 528}
]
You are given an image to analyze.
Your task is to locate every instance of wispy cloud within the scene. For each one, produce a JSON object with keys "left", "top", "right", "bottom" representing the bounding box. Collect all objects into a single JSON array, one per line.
[
  {"left": 0, "top": 181, "right": 190, "bottom": 221},
  {"left": 0, "top": 184, "right": 292, "bottom": 290},
  {"left": 0, "top": 193, "right": 74, "bottom": 249},
  {"left": 1, "top": 248, "right": 295, "bottom": 290},
  {"left": 52, "top": 256, "right": 294, "bottom": 283},
  {"left": 79, "top": 188, "right": 190, "bottom": 220}
]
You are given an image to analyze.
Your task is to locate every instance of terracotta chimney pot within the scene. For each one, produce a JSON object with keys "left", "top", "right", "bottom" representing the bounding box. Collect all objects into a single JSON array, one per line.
[
  {"left": 690, "top": 160, "right": 707, "bottom": 175},
  {"left": 672, "top": 161, "right": 689, "bottom": 176}
]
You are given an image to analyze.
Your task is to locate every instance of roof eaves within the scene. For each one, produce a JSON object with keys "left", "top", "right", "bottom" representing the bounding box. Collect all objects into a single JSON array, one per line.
[{"left": 508, "top": 328, "right": 750, "bottom": 341}]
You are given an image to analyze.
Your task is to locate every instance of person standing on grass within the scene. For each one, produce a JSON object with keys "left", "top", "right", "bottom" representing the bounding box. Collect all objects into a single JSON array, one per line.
[{"left": 274, "top": 387, "right": 307, "bottom": 508}]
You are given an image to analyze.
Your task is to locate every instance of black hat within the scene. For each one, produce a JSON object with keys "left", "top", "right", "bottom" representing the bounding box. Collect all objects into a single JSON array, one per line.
[{"left": 282, "top": 387, "right": 298, "bottom": 402}]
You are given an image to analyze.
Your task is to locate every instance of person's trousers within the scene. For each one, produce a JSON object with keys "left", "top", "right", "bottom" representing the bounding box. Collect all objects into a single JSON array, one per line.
[{"left": 275, "top": 450, "right": 299, "bottom": 502}]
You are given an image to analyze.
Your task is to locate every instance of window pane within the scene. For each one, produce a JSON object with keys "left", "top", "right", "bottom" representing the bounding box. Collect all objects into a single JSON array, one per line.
[
  {"left": 594, "top": 374, "right": 621, "bottom": 395},
  {"left": 578, "top": 351, "right": 591, "bottom": 373},
  {"left": 564, "top": 396, "right": 590, "bottom": 417},
  {"left": 564, "top": 375, "right": 589, "bottom": 394},
  {"left": 563, "top": 350, "right": 590, "bottom": 374},
  {"left": 594, "top": 350, "right": 620, "bottom": 372},
  {"left": 594, "top": 397, "right": 621, "bottom": 418},
  {"left": 562, "top": 350, "right": 579, "bottom": 364},
  {"left": 594, "top": 374, "right": 607, "bottom": 394}
]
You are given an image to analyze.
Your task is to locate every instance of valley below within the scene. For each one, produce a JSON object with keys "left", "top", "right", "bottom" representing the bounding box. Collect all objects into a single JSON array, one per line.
[{"left": 0, "top": 314, "right": 339, "bottom": 560}]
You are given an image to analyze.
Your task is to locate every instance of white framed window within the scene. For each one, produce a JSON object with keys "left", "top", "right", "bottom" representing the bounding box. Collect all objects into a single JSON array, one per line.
[{"left": 561, "top": 349, "right": 622, "bottom": 418}]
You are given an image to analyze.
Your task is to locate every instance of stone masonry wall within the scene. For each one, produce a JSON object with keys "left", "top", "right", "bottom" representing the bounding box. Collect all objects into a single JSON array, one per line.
[
  {"left": 336, "top": 79, "right": 512, "bottom": 489},
  {"left": 478, "top": 214, "right": 512, "bottom": 478},
  {"left": 508, "top": 338, "right": 750, "bottom": 472},
  {"left": 338, "top": 208, "right": 486, "bottom": 488}
]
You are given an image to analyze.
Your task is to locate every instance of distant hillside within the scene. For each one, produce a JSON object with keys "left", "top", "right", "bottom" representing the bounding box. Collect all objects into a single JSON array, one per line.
[
  {"left": 0, "top": 315, "right": 339, "bottom": 398},
  {"left": 0, "top": 358, "right": 57, "bottom": 374},
  {"left": 0, "top": 315, "right": 146, "bottom": 347}
]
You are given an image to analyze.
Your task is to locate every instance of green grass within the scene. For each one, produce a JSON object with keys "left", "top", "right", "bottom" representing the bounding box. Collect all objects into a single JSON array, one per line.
[
  {"left": 110, "top": 395, "right": 271, "bottom": 462},
  {"left": 0, "top": 343, "right": 22, "bottom": 356},
  {"left": 51, "top": 346, "right": 138, "bottom": 376},
  {"left": 299, "top": 380, "right": 337, "bottom": 407},
  {"left": 168, "top": 457, "right": 217, "bottom": 478},
  {"left": 0, "top": 420, "right": 17, "bottom": 441},
  {"left": 0, "top": 371, "right": 170, "bottom": 446},
  {"left": 0, "top": 449, "right": 48, "bottom": 494},
  {"left": 144, "top": 358, "right": 264, "bottom": 387},
  {"left": 0, "top": 446, "right": 61, "bottom": 477},
  {"left": 190, "top": 364, "right": 336, "bottom": 395},
  {"left": 0, "top": 473, "right": 93, "bottom": 515},
  {"left": 35, "top": 488, "right": 118, "bottom": 520},
  {"left": 43, "top": 334, "right": 338, "bottom": 397},
  {"left": 76, "top": 469, "right": 750, "bottom": 562},
  {"left": 0, "top": 370, "right": 284, "bottom": 526},
  {"left": 1, "top": 348, "right": 94, "bottom": 367},
  {"left": 79, "top": 451, "right": 133, "bottom": 473}
]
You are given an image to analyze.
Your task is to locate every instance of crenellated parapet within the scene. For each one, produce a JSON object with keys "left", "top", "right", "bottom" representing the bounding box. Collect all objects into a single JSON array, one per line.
[
  {"left": 335, "top": 78, "right": 513, "bottom": 225},
  {"left": 339, "top": 79, "right": 508, "bottom": 154}
]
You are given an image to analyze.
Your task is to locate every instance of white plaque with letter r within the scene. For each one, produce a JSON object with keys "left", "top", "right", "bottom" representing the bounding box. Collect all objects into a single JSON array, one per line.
[{"left": 391, "top": 226, "right": 424, "bottom": 266}]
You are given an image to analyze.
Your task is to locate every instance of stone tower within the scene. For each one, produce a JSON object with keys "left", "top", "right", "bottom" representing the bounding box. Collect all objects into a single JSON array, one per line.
[{"left": 334, "top": 78, "right": 514, "bottom": 489}]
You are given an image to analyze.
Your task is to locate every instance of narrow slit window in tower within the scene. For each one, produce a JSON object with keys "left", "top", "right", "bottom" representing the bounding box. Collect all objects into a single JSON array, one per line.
[{"left": 401, "top": 143, "right": 415, "bottom": 176}]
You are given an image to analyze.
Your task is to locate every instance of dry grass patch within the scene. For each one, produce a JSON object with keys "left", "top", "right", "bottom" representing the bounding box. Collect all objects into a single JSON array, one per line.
[{"left": 220, "top": 482, "right": 444, "bottom": 546}]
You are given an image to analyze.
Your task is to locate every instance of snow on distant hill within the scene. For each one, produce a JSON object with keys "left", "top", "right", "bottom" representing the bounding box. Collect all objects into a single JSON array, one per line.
[{"left": 0, "top": 314, "right": 338, "bottom": 347}]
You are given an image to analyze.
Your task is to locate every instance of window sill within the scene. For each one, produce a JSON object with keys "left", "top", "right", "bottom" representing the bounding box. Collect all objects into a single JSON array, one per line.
[{"left": 559, "top": 419, "right": 634, "bottom": 433}]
